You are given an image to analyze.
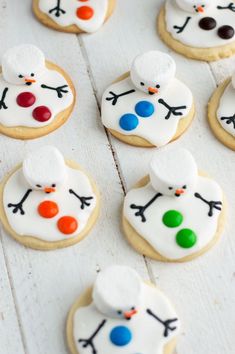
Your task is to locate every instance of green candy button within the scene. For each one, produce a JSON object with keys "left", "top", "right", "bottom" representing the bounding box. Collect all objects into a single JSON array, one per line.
[
  {"left": 162, "top": 210, "right": 183, "bottom": 228},
  {"left": 176, "top": 229, "right": 197, "bottom": 248}
]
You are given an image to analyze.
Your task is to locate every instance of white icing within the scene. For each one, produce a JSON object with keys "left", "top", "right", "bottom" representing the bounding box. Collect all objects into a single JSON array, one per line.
[
  {"left": 38, "top": 0, "right": 109, "bottom": 33},
  {"left": 73, "top": 266, "right": 180, "bottom": 354},
  {"left": 149, "top": 147, "right": 197, "bottom": 197},
  {"left": 175, "top": 0, "right": 212, "bottom": 13},
  {"left": 165, "top": 0, "right": 235, "bottom": 48},
  {"left": 217, "top": 81, "right": 235, "bottom": 137},
  {"left": 3, "top": 160, "right": 96, "bottom": 242},
  {"left": 101, "top": 76, "right": 193, "bottom": 146},
  {"left": 124, "top": 176, "right": 223, "bottom": 260},
  {"left": 130, "top": 51, "right": 176, "bottom": 94}
]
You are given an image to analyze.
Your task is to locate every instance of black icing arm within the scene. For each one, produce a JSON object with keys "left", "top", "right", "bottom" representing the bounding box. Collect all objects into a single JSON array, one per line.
[
  {"left": 49, "top": 0, "right": 66, "bottom": 17},
  {"left": 146, "top": 309, "right": 178, "bottom": 338},
  {"left": 69, "top": 189, "right": 93, "bottom": 210},
  {"left": 217, "top": 3, "right": 235, "bottom": 12},
  {"left": 8, "top": 189, "right": 33, "bottom": 215},
  {"left": 130, "top": 193, "right": 162, "bottom": 223},
  {"left": 78, "top": 319, "right": 107, "bottom": 354},
  {"left": 0, "top": 87, "right": 8, "bottom": 110},
  {"left": 220, "top": 114, "right": 235, "bottom": 129},
  {"left": 106, "top": 89, "right": 136, "bottom": 106},
  {"left": 194, "top": 193, "right": 222, "bottom": 217},
  {"left": 41, "top": 84, "right": 69, "bottom": 98},
  {"left": 158, "top": 98, "right": 187, "bottom": 120},
  {"left": 173, "top": 16, "right": 191, "bottom": 34}
]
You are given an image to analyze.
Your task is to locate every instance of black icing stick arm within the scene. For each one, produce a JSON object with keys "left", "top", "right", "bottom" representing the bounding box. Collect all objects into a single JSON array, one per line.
[
  {"left": 220, "top": 114, "right": 235, "bottom": 130},
  {"left": 69, "top": 189, "right": 94, "bottom": 210},
  {"left": 78, "top": 319, "right": 107, "bottom": 354},
  {"left": 173, "top": 16, "right": 191, "bottom": 34},
  {"left": 8, "top": 189, "right": 33, "bottom": 215},
  {"left": 158, "top": 98, "right": 187, "bottom": 120},
  {"left": 41, "top": 84, "right": 69, "bottom": 98},
  {"left": 194, "top": 192, "right": 222, "bottom": 217},
  {"left": 146, "top": 309, "right": 178, "bottom": 338},
  {"left": 130, "top": 193, "right": 162, "bottom": 223},
  {"left": 106, "top": 89, "right": 136, "bottom": 106},
  {"left": 0, "top": 87, "right": 9, "bottom": 110},
  {"left": 217, "top": 3, "right": 235, "bottom": 12},
  {"left": 49, "top": 0, "right": 66, "bottom": 17}
]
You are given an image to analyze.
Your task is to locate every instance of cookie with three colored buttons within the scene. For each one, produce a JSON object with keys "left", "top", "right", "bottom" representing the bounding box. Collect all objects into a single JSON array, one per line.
[
  {"left": 67, "top": 265, "right": 180, "bottom": 354},
  {"left": 123, "top": 147, "right": 226, "bottom": 262},
  {"left": 0, "top": 44, "right": 75, "bottom": 140},
  {"left": 101, "top": 50, "right": 195, "bottom": 148},
  {"left": 32, "top": 0, "right": 116, "bottom": 34},
  {"left": 0, "top": 146, "right": 100, "bottom": 250},
  {"left": 158, "top": 0, "right": 235, "bottom": 61}
]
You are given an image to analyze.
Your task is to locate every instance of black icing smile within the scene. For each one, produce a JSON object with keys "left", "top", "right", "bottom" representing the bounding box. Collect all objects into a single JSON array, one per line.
[
  {"left": 148, "top": 91, "right": 155, "bottom": 95},
  {"left": 25, "top": 82, "right": 32, "bottom": 86}
]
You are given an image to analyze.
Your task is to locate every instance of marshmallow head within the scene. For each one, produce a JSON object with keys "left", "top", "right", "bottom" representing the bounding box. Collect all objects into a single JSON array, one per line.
[
  {"left": 130, "top": 51, "right": 176, "bottom": 95},
  {"left": 149, "top": 147, "right": 197, "bottom": 198},
  {"left": 92, "top": 265, "right": 143, "bottom": 320},
  {"left": 2, "top": 44, "right": 45, "bottom": 85},
  {"left": 23, "top": 146, "right": 67, "bottom": 193},
  {"left": 175, "top": 0, "right": 212, "bottom": 13}
]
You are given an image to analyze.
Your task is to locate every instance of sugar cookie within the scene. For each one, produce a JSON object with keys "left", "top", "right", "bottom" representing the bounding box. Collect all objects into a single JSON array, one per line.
[
  {"left": 101, "top": 50, "right": 195, "bottom": 147},
  {"left": 66, "top": 265, "right": 180, "bottom": 354},
  {"left": 0, "top": 146, "right": 99, "bottom": 250}
]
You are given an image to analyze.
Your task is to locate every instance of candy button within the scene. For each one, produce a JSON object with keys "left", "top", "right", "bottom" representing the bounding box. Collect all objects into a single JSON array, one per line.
[
  {"left": 198, "top": 17, "right": 216, "bottom": 31},
  {"left": 135, "top": 101, "right": 154, "bottom": 118},
  {"left": 16, "top": 92, "right": 36, "bottom": 108},
  {"left": 119, "top": 114, "right": 139, "bottom": 131},
  {"left": 176, "top": 229, "right": 197, "bottom": 248},
  {"left": 57, "top": 216, "right": 78, "bottom": 235},
  {"left": 218, "top": 25, "right": 234, "bottom": 39},
  {"left": 38, "top": 201, "right": 59, "bottom": 219},
  {"left": 32, "top": 106, "right": 52, "bottom": 122},
  {"left": 110, "top": 326, "right": 132, "bottom": 347},
  {"left": 162, "top": 210, "right": 183, "bottom": 228},
  {"left": 76, "top": 6, "right": 94, "bottom": 20}
]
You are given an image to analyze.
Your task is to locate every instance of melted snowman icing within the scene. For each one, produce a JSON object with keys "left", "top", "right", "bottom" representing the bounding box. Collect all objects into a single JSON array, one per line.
[
  {"left": 165, "top": 0, "right": 235, "bottom": 48},
  {"left": 101, "top": 76, "right": 193, "bottom": 146},
  {"left": 73, "top": 283, "right": 180, "bottom": 354},
  {"left": 217, "top": 81, "right": 235, "bottom": 137},
  {"left": 38, "top": 0, "right": 109, "bottom": 33},
  {"left": 124, "top": 176, "right": 223, "bottom": 260},
  {"left": 3, "top": 165, "right": 96, "bottom": 241}
]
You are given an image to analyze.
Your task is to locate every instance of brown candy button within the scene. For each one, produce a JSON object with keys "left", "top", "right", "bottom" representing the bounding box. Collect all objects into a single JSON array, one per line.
[
  {"left": 218, "top": 25, "right": 234, "bottom": 39},
  {"left": 199, "top": 17, "right": 216, "bottom": 30}
]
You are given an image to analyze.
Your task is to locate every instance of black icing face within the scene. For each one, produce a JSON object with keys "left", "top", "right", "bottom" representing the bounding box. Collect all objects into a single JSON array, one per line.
[
  {"left": 116, "top": 307, "right": 137, "bottom": 320},
  {"left": 193, "top": 4, "right": 205, "bottom": 12},
  {"left": 18, "top": 72, "right": 36, "bottom": 86},
  {"left": 140, "top": 81, "right": 161, "bottom": 95},
  {"left": 174, "top": 185, "right": 187, "bottom": 197}
]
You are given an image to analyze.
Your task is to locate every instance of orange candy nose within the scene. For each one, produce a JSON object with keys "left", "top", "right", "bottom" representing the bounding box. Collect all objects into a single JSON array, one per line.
[
  {"left": 197, "top": 6, "right": 204, "bottom": 12},
  {"left": 76, "top": 6, "right": 94, "bottom": 20},
  {"left": 38, "top": 201, "right": 59, "bottom": 219},
  {"left": 57, "top": 216, "right": 78, "bottom": 235}
]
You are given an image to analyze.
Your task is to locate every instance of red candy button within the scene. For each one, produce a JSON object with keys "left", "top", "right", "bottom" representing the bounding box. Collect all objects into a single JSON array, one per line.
[
  {"left": 16, "top": 92, "right": 36, "bottom": 108},
  {"left": 38, "top": 201, "right": 59, "bottom": 218},
  {"left": 57, "top": 216, "right": 78, "bottom": 235},
  {"left": 32, "top": 106, "right": 52, "bottom": 122},
  {"left": 76, "top": 6, "right": 94, "bottom": 20}
]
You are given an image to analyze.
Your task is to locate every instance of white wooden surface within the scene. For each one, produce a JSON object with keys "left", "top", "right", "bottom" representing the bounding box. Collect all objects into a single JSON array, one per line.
[{"left": 0, "top": 1, "right": 234, "bottom": 353}]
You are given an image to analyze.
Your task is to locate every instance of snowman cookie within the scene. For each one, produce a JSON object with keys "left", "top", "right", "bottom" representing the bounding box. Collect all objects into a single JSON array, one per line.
[
  {"left": 0, "top": 44, "right": 75, "bottom": 140},
  {"left": 33, "top": 0, "right": 115, "bottom": 34},
  {"left": 158, "top": 0, "right": 235, "bottom": 61},
  {"left": 0, "top": 146, "right": 99, "bottom": 250},
  {"left": 123, "top": 147, "right": 226, "bottom": 262},
  {"left": 67, "top": 265, "right": 180, "bottom": 354},
  {"left": 208, "top": 74, "right": 235, "bottom": 150},
  {"left": 101, "top": 51, "right": 195, "bottom": 148}
]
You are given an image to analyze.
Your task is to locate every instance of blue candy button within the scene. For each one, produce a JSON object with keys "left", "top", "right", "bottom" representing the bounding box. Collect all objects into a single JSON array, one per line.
[
  {"left": 110, "top": 326, "right": 132, "bottom": 346},
  {"left": 135, "top": 101, "right": 154, "bottom": 118},
  {"left": 119, "top": 114, "right": 139, "bottom": 131}
]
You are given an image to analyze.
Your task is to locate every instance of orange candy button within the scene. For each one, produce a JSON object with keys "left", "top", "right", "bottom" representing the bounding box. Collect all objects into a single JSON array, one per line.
[
  {"left": 76, "top": 6, "right": 94, "bottom": 20},
  {"left": 57, "top": 216, "right": 78, "bottom": 235},
  {"left": 38, "top": 201, "right": 59, "bottom": 219}
]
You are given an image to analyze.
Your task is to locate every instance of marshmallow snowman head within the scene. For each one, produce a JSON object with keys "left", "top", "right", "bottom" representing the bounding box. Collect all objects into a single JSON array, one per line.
[
  {"left": 149, "top": 147, "right": 198, "bottom": 198},
  {"left": 23, "top": 146, "right": 67, "bottom": 194},
  {"left": 93, "top": 265, "right": 143, "bottom": 320},
  {"left": 175, "top": 0, "right": 212, "bottom": 13},
  {"left": 2, "top": 44, "right": 45, "bottom": 85},
  {"left": 130, "top": 51, "right": 176, "bottom": 95}
]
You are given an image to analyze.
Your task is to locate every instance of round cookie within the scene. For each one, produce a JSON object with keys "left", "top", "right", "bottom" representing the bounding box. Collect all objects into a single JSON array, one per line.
[
  {"left": 158, "top": 0, "right": 235, "bottom": 61},
  {"left": 66, "top": 265, "right": 180, "bottom": 354},
  {"left": 0, "top": 146, "right": 100, "bottom": 250},
  {"left": 208, "top": 77, "right": 235, "bottom": 150},
  {"left": 123, "top": 147, "right": 226, "bottom": 262},
  {"left": 0, "top": 44, "right": 75, "bottom": 140},
  {"left": 101, "top": 50, "right": 195, "bottom": 148},
  {"left": 33, "top": 0, "right": 116, "bottom": 34}
]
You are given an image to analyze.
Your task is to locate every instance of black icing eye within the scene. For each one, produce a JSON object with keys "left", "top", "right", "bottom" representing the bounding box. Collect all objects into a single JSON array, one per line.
[
  {"left": 52, "top": 184, "right": 56, "bottom": 187},
  {"left": 168, "top": 187, "right": 173, "bottom": 190},
  {"left": 183, "top": 185, "right": 187, "bottom": 189},
  {"left": 156, "top": 84, "right": 160, "bottom": 89},
  {"left": 36, "top": 184, "right": 42, "bottom": 188},
  {"left": 131, "top": 307, "right": 135, "bottom": 310},
  {"left": 31, "top": 73, "right": 35, "bottom": 77},
  {"left": 18, "top": 74, "right": 23, "bottom": 78},
  {"left": 193, "top": 5, "right": 196, "bottom": 8},
  {"left": 202, "top": 4, "right": 205, "bottom": 7},
  {"left": 117, "top": 310, "right": 122, "bottom": 315},
  {"left": 140, "top": 82, "right": 145, "bottom": 86}
]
